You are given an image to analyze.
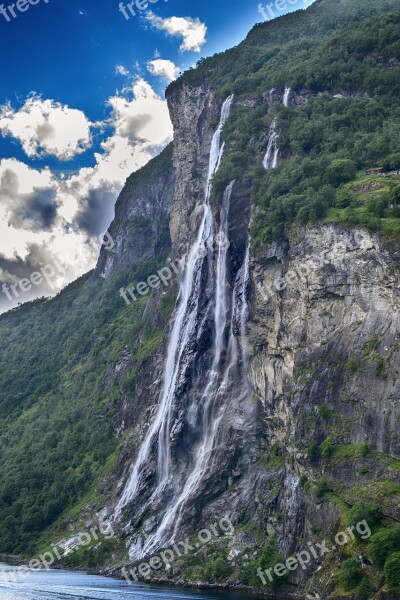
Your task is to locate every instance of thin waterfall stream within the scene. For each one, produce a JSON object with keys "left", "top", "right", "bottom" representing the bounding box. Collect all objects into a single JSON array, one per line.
[{"left": 262, "top": 86, "right": 291, "bottom": 170}]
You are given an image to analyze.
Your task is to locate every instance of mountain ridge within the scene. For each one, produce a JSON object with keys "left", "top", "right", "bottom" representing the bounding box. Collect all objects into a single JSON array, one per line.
[{"left": 1, "top": 1, "right": 400, "bottom": 598}]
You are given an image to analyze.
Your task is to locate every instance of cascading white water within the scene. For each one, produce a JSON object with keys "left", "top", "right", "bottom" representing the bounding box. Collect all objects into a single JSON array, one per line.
[
  {"left": 263, "top": 118, "right": 278, "bottom": 170},
  {"left": 114, "top": 95, "right": 234, "bottom": 521},
  {"left": 239, "top": 242, "right": 250, "bottom": 358},
  {"left": 283, "top": 85, "right": 291, "bottom": 107},
  {"left": 272, "top": 144, "right": 279, "bottom": 169},
  {"left": 214, "top": 180, "right": 235, "bottom": 360},
  {"left": 143, "top": 180, "right": 239, "bottom": 552},
  {"left": 263, "top": 86, "right": 291, "bottom": 170}
]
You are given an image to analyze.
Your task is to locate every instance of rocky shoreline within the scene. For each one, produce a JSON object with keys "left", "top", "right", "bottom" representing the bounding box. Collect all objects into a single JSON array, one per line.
[{"left": 0, "top": 553, "right": 304, "bottom": 599}]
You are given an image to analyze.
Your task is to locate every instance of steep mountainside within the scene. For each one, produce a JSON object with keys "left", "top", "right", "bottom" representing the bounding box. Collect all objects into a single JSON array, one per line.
[{"left": 1, "top": 1, "right": 400, "bottom": 598}]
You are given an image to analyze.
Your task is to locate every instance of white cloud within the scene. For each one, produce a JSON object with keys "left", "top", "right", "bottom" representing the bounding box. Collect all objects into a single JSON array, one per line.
[
  {"left": 116, "top": 64, "right": 130, "bottom": 77},
  {"left": 88, "top": 78, "right": 172, "bottom": 188},
  {"left": 147, "top": 59, "right": 180, "bottom": 82},
  {"left": 146, "top": 12, "right": 207, "bottom": 52},
  {"left": 0, "top": 159, "right": 58, "bottom": 232},
  {"left": 0, "top": 96, "right": 93, "bottom": 160},
  {"left": 0, "top": 78, "right": 173, "bottom": 313}
]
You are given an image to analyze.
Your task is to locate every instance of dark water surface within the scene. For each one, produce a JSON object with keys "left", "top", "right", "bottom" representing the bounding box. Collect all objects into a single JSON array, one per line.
[{"left": 0, "top": 564, "right": 263, "bottom": 600}]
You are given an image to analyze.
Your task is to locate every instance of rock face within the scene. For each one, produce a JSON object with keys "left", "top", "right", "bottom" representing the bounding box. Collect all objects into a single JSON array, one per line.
[
  {"left": 95, "top": 144, "right": 175, "bottom": 278},
  {"left": 167, "top": 82, "right": 218, "bottom": 256},
  {"left": 248, "top": 225, "right": 400, "bottom": 573},
  {"left": 109, "top": 85, "right": 258, "bottom": 563},
  {"left": 99, "top": 75, "right": 400, "bottom": 597}
]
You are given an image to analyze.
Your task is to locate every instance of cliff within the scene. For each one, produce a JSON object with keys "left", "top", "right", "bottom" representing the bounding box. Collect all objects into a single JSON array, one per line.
[{"left": 0, "top": 0, "right": 400, "bottom": 598}]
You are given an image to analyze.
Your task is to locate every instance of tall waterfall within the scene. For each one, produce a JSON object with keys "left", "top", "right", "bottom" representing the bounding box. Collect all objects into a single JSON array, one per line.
[
  {"left": 144, "top": 179, "right": 240, "bottom": 552},
  {"left": 114, "top": 95, "right": 234, "bottom": 521},
  {"left": 283, "top": 85, "right": 291, "bottom": 107}
]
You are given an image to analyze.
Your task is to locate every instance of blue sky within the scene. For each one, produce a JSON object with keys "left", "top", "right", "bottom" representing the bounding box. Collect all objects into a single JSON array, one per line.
[{"left": 0, "top": 0, "right": 315, "bottom": 311}]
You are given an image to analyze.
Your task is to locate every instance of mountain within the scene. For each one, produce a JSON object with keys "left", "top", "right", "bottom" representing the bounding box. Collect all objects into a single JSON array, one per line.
[{"left": 1, "top": 0, "right": 400, "bottom": 597}]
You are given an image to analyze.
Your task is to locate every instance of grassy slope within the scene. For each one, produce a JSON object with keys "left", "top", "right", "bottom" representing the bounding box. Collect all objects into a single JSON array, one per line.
[{"left": 0, "top": 149, "right": 174, "bottom": 556}]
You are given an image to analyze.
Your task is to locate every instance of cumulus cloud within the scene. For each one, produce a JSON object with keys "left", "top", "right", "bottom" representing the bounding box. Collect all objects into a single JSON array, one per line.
[
  {"left": 0, "top": 241, "right": 79, "bottom": 312},
  {"left": 0, "top": 159, "right": 58, "bottom": 231},
  {"left": 0, "top": 77, "right": 174, "bottom": 314},
  {"left": 0, "top": 96, "right": 93, "bottom": 160},
  {"left": 145, "top": 12, "right": 207, "bottom": 52},
  {"left": 147, "top": 59, "right": 180, "bottom": 82},
  {"left": 106, "top": 78, "right": 172, "bottom": 149},
  {"left": 74, "top": 188, "right": 117, "bottom": 236}
]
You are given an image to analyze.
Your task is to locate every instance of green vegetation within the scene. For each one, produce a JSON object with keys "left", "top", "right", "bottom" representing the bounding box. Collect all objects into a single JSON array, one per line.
[
  {"left": 180, "top": 540, "right": 233, "bottom": 584},
  {"left": 0, "top": 4, "right": 399, "bottom": 598},
  {"left": 306, "top": 441, "right": 320, "bottom": 462},
  {"left": 368, "top": 526, "right": 400, "bottom": 569},
  {"left": 333, "top": 444, "right": 370, "bottom": 459},
  {"left": 346, "top": 356, "right": 362, "bottom": 373},
  {"left": 0, "top": 151, "right": 175, "bottom": 555},
  {"left": 313, "top": 476, "right": 331, "bottom": 498},
  {"left": 355, "top": 578, "right": 373, "bottom": 600},
  {"left": 134, "top": 328, "right": 165, "bottom": 360},
  {"left": 321, "top": 435, "right": 334, "bottom": 459},
  {"left": 171, "top": 0, "right": 400, "bottom": 251},
  {"left": 169, "top": 0, "right": 400, "bottom": 98},
  {"left": 383, "top": 551, "right": 400, "bottom": 592},
  {"left": 63, "top": 535, "right": 126, "bottom": 569},
  {"left": 338, "top": 558, "right": 364, "bottom": 591},
  {"left": 346, "top": 502, "right": 381, "bottom": 539},
  {"left": 200, "top": 556, "right": 233, "bottom": 582},
  {"left": 240, "top": 538, "right": 287, "bottom": 590}
]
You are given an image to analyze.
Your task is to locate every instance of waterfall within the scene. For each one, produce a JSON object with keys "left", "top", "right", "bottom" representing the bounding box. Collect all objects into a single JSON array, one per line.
[
  {"left": 263, "top": 118, "right": 278, "bottom": 170},
  {"left": 144, "top": 180, "right": 238, "bottom": 552},
  {"left": 214, "top": 181, "right": 235, "bottom": 361},
  {"left": 283, "top": 85, "right": 291, "bottom": 107},
  {"left": 263, "top": 86, "right": 291, "bottom": 170},
  {"left": 239, "top": 242, "right": 250, "bottom": 360},
  {"left": 114, "top": 95, "right": 234, "bottom": 521}
]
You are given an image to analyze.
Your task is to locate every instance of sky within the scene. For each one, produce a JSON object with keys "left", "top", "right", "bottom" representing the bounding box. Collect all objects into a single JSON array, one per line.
[{"left": 0, "top": 0, "right": 315, "bottom": 312}]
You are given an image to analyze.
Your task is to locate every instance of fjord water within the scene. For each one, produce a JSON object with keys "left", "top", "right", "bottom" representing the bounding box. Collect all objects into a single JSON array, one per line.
[{"left": 0, "top": 565, "right": 260, "bottom": 600}]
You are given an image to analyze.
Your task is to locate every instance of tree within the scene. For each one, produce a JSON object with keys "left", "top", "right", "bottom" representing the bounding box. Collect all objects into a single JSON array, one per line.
[
  {"left": 384, "top": 551, "right": 400, "bottom": 592},
  {"left": 326, "top": 159, "right": 357, "bottom": 186},
  {"left": 339, "top": 558, "right": 363, "bottom": 591},
  {"left": 356, "top": 577, "right": 373, "bottom": 600},
  {"left": 346, "top": 501, "right": 381, "bottom": 540},
  {"left": 368, "top": 527, "right": 400, "bottom": 568},
  {"left": 391, "top": 184, "right": 400, "bottom": 205}
]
